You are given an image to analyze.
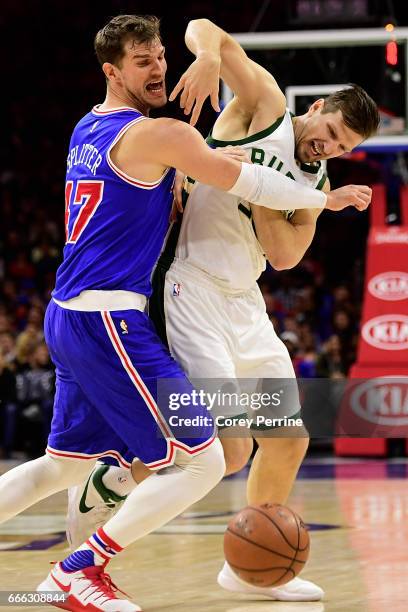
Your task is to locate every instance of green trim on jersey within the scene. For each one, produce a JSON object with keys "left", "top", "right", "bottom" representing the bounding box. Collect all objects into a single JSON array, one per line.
[
  {"left": 316, "top": 173, "right": 328, "bottom": 191},
  {"left": 206, "top": 114, "right": 285, "bottom": 147},
  {"left": 299, "top": 161, "right": 321, "bottom": 174},
  {"left": 238, "top": 203, "right": 252, "bottom": 219},
  {"left": 149, "top": 189, "right": 188, "bottom": 346}
]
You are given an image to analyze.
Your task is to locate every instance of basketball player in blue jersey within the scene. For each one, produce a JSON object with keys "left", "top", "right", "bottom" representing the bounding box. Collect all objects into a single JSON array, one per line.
[
  {"left": 59, "top": 16, "right": 376, "bottom": 599},
  {"left": 0, "top": 15, "right": 372, "bottom": 611}
]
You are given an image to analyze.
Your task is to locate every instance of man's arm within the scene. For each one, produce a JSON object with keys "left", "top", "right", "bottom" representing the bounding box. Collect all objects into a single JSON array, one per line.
[
  {"left": 170, "top": 18, "right": 285, "bottom": 125},
  {"left": 251, "top": 179, "right": 330, "bottom": 270},
  {"left": 114, "top": 119, "right": 370, "bottom": 212}
]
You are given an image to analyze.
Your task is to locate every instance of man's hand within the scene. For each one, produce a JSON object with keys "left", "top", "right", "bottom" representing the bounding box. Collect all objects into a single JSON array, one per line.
[
  {"left": 169, "top": 52, "right": 221, "bottom": 126},
  {"left": 170, "top": 170, "right": 185, "bottom": 222},
  {"left": 217, "top": 145, "right": 252, "bottom": 164},
  {"left": 325, "top": 185, "right": 372, "bottom": 212}
]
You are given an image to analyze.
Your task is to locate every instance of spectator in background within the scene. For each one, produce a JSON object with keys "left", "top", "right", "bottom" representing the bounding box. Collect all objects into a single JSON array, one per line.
[
  {"left": 297, "top": 326, "right": 318, "bottom": 378},
  {"left": 316, "top": 334, "right": 347, "bottom": 378},
  {"left": 332, "top": 284, "right": 354, "bottom": 313},
  {"left": 0, "top": 280, "right": 18, "bottom": 313},
  {"left": 281, "top": 330, "right": 299, "bottom": 359},
  {"left": 0, "top": 332, "right": 16, "bottom": 367},
  {"left": 0, "top": 314, "right": 12, "bottom": 334},
  {"left": 0, "top": 350, "right": 18, "bottom": 458},
  {"left": 16, "top": 341, "right": 54, "bottom": 457},
  {"left": 273, "top": 271, "right": 299, "bottom": 313},
  {"left": 332, "top": 309, "right": 357, "bottom": 372},
  {"left": 15, "top": 322, "right": 44, "bottom": 373},
  {"left": 32, "top": 237, "right": 59, "bottom": 292},
  {"left": 293, "top": 285, "right": 317, "bottom": 328},
  {"left": 8, "top": 251, "right": 36, "bottom": 283}
]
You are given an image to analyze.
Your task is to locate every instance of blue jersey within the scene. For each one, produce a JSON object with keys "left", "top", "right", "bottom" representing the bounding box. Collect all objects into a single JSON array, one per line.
[{"left": 53, "top": 106, "right": 175, "bottom": 301}]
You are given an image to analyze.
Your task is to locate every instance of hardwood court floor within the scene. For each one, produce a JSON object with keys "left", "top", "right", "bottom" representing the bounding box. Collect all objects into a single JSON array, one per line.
[{"left": 0, "top": 458, "right": 408, "bottom": 612}]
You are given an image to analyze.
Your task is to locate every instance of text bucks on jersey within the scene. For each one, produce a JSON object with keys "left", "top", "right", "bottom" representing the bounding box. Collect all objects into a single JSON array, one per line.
[{"left": 208, "top": 109, "right": 327, "bottom": 219}]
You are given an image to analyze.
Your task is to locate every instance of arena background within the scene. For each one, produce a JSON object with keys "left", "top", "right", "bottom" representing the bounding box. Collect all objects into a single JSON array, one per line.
[{"left": 1, "top": 0, "right": 408, "bottom": 458}]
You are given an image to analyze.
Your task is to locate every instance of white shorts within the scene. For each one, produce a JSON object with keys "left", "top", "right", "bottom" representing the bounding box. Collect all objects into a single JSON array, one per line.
[{"left": 163, "top": 261, "right": 301, "bottom": 427}]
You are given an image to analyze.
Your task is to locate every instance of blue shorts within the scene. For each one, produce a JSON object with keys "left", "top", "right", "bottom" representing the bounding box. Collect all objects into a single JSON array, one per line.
[{"left": 44, "top": 300, "right": 215, "bottom": 469}]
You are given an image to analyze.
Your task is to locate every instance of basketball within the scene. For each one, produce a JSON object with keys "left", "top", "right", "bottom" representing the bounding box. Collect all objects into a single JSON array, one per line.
[{"left": 224, "top": 503, "right": 310, "bottom": 587}]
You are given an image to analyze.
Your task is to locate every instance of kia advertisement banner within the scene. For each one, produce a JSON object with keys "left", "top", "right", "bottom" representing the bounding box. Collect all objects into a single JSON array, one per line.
[{"left": 357, "top": 227, "right": 408, "bottom": 365}]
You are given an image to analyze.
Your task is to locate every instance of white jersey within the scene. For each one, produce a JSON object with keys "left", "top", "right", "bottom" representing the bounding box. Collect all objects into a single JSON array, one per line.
[{"left": 174, "top": 109, "right": 327, "bottom": 292}]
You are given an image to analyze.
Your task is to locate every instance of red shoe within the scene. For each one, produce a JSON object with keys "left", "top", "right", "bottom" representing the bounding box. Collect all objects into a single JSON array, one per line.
[{"left": 37, "top": 562, "right": 142, "bottom": 611}]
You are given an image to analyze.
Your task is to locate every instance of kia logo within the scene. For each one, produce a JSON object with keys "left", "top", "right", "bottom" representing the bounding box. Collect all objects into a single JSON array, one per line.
[
  {"left": 362, "top": 315, "right": 408, "bottom": 350},
  {"left": 350, "top": 378, "right": 408, "bottom": 426},
  {"left": 368, "top": 272, "right": 408, "bottom": 301}
]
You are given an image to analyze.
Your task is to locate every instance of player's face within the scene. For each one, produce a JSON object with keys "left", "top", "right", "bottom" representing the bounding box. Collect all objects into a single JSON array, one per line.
[
  {"left": 118, "top": 38, "right": 167, "bottom": 112},
  {"left": 295, "top": 99, "right": 363, "bottom": 163}
]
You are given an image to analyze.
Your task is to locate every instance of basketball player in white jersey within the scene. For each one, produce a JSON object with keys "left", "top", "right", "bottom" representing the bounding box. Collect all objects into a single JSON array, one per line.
[{"left": 65, "top": 17, "right": 378, "bottom": 604}]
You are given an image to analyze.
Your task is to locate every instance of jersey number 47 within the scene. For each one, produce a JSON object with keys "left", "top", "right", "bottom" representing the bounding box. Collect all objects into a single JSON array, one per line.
[{"left": 65, "top": 180, "right": 104, "bottom": 244}]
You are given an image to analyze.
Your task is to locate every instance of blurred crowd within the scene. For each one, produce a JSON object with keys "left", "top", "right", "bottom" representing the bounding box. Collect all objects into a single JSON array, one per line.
[
  {"left": 0, "top": 171, "right": 62, "bottom": 458},
  {"left": 259, "top": 261, "right": 361, "bottom": 381}
]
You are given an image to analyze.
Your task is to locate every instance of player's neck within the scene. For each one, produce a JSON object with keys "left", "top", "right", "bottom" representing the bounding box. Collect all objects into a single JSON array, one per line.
[
  {"left": 99, "top": 91, "right": 148, "bottom": 116},
  {"left": 292, "top": 115, "right": 304, "bottom": 139},
  {"left": 292, "top": 114, "right": 307, "bottom": 157}
]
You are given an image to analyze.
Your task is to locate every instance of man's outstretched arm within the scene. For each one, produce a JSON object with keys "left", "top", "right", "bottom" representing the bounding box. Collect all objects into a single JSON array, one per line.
[{"left": 120, "top": 118, "right": 371, "bottom": 213}]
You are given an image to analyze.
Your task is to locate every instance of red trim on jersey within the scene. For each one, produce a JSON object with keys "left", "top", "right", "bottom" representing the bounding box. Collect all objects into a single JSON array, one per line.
[
  {"left": 92, "top": 105, "right": 141, "bottom": 115},
  {"left": 106, "top": 157, "right": 166, "bottom": 188},
  {"left": 109, "top": 117, "right": 146, "bottom": 145},
  {"left": 46, "top": 447, "right": 131, "bottom": 469},
  {"left": 145, "top": 435, "right": 217, "bottom": 470},
  {"left": 106, "top": 117, "right": 170, "bottom": 189},
  {"left": 102, "top": 311, "right": 217, "bottom": 470},
  {"left": 101, "top": 312, "right": 172, "bottom": 438}
]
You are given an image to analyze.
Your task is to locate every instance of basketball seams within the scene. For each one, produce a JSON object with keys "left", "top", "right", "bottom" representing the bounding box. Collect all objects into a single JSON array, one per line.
[
  {"left": 292, "top": 511, "right": 310, "bottom": 552},
  {"left": 248, "top": 505, "right": 300, "bottom": 552},
  {"left": 226, "top": 527, "right": 306, "bottom": 564},
  {"left": 286, "top": 505, "right": 302, "bottom": 552}
]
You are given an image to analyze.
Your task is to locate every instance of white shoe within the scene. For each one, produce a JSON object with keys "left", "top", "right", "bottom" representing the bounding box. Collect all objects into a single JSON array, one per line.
[
  {"left": 37, "top": 561, "right": 142, "bottom": 611},
  {"left": 217, "top": 562, "right": 324, "bottom": 602},
  {"left": 66, "top": 464, "right": 127, "bottom": 549}
]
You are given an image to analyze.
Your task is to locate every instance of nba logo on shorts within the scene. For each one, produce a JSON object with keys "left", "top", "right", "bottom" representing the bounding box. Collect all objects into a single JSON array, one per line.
[{"left": 173, "top": 283, "right": 181, "bottom": 296}]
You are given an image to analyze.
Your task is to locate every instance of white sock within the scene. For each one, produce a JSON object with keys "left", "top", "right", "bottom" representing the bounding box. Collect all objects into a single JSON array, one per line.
[{"left": 102, "top": 440, "right": 225, "bottom": 548}]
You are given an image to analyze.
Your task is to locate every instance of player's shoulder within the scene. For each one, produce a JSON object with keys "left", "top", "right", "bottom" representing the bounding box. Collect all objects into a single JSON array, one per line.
[
  {"left": 125, "top": 117, "right": 198, "bottom": 146},
  {"left": 213, "top": 93, "right": 287, "bottom": 140},
  {"left": 256, "top": 81, "right": 286, "bottom": 117}
]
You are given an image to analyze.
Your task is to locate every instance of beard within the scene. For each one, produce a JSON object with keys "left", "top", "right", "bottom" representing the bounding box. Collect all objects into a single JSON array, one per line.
[
  {"left": 295, "top": 142, "right": 308, "bottom": 163},
  {"left": 124, "top": 85, "right": 167, "bottom": 114}
]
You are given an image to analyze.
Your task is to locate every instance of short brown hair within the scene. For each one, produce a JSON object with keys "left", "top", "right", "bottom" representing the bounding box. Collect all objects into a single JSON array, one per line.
[
  {"left": 322, "top": 84, "right": 380, "bottom": 140},
  {"left": 94, "top": 15, "right": 161, "bottom": 66}
]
